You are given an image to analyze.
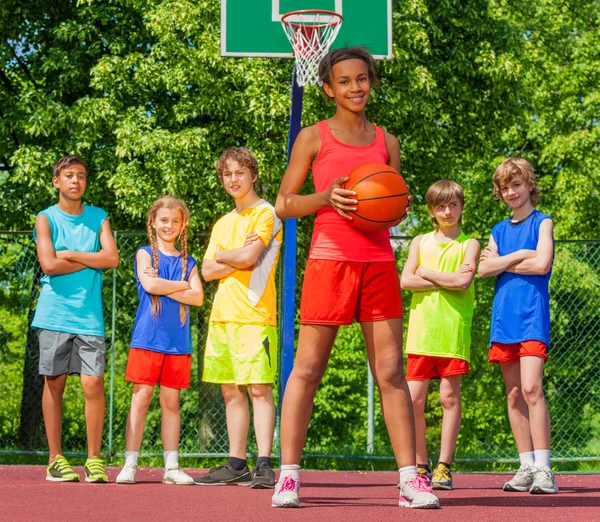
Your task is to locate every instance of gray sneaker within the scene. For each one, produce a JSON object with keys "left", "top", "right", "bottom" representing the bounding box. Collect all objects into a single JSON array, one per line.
[
  {"left": 503, "top": 464, "right": 536, "bottom": 492},
  {"left": 530, "top": 466, "right": 558, "bottom": 494},
  {"left": 250, "top": 463, "right": 276, "bottom": 489},
  {"left": 193, "top": 463, "right": 251, "bottom": 486}
]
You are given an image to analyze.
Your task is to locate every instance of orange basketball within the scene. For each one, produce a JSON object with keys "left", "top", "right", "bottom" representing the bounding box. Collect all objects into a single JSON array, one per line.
[{"left": 342, "top": 163, "right": 409, "bottom": 232}]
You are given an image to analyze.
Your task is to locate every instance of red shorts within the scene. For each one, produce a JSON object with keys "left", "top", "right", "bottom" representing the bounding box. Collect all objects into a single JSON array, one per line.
[
  {"left": 300, "top": 259, "right": 403, "bottom": 325},
  {"left": 488, "top": 341, "right": 548, "bottom": 364},
  {"left": 406, "top": 354, "right": 469, "bottom": 380},
  {"left": 125, "top": 348, "right": 192, "bottom": 389}
]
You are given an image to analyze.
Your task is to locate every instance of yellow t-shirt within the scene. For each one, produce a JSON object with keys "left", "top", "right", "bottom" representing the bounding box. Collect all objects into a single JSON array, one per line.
[{"left": 204, "top": 200, "right": 282, "bottom": 326}]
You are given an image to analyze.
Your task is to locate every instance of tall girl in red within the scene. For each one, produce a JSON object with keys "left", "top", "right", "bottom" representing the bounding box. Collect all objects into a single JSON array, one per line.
[{"left": 271, "top": 47, "right": 439, "bottom": 509}]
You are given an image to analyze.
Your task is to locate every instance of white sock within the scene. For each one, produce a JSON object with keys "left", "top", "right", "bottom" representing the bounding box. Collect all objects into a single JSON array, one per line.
[
  {"left": 279, "top": 464, "right": 301, "bottom": 482},
  {"left": 164, "top": 450, "right": 179, "bottom": 470},
  {"left": 534, "top": 449, "right": 551, "bottom": 469},
  {"left": 519, "top": 451, "right": 535, "bottom": 467},
  {"left": 399, "top": 465, "right": 418, "bottom": 486},
  {"left": 125, "top": 451, "right": 139, "bottom": 467}
]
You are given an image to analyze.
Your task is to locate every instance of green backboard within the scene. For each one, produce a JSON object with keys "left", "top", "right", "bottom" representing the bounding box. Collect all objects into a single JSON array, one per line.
[{"left": 221, "top": 0, "right": 392, "bottom": 59}]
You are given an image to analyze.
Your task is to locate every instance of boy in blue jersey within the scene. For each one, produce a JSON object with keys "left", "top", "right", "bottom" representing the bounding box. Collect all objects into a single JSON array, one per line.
[
  {"left": 478, "top": 157, "right": 557, "bottom": 494},
  {"left": 32, "top": 155, "right": 119, "bottom": 482}
]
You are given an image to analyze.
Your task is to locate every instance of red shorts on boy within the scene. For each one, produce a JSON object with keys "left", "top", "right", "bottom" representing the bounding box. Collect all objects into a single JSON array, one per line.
[
  {"left": 406, "top": 354, "right": 469, "bottom": 380},
  {"left": 125, "top": 347, "right": 192, "bottom": 389},
  {"left": 299, "top": 259, "right": 403, "bottom": 325},
  {"left": 488, "top": 341, "right": 548, "bottom": 363}
]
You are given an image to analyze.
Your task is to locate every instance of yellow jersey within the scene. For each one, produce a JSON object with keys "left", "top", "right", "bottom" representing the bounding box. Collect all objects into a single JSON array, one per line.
[{"left": 204, "top": 200, "right": 282, "bottom": 326}]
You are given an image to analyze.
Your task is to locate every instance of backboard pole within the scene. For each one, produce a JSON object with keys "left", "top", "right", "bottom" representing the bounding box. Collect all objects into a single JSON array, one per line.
[{"left": 279, "top": 66, "right": 303, "bottom": 461}]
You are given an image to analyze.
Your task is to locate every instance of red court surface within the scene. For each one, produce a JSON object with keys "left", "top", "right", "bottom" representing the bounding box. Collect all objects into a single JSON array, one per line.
[{"left": 1, "top": 466, "right": 599, "bottom": 521}]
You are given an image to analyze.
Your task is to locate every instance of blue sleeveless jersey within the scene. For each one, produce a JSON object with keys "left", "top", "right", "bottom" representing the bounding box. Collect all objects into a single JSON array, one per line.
[
  {"left": 32, "top": 204, "right": 107, "bottom": 336},
  {"left": 130, "top": 246, "right": 197, "bottom": 355},
  {"left": 489, "top": 209, "right": 553, "bottom": 348}
]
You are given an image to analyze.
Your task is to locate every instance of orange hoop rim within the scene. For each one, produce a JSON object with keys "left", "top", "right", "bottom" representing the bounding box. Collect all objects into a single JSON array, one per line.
[{"left": 281, "top": 9, "right": 343, "bottom": 30}]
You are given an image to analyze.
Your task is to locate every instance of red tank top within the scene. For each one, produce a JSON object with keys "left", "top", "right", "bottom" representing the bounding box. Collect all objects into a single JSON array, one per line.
[{"left": 309, "top": 120, "right": 395, "bottom": 262}]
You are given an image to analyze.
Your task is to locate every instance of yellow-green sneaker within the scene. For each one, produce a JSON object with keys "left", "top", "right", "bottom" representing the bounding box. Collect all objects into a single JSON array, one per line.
[
  {"left": 84, "top": 456, "right": 108, "bottom": 483},
  {"left": 46, "top": 455, "right": 80, "bottom": 482},
  {"left": 431, "top": 463, "right": 452, "bottom": 490}
]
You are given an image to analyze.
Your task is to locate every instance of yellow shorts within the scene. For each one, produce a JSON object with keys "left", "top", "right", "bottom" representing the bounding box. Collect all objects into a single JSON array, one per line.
[{"left": 202, "top": 323, "right": 278, "bottom": 385}]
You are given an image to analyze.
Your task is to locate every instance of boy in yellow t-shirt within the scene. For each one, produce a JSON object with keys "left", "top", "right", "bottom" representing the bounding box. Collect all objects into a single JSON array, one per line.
[
  {"left": 195, "top": 148, "right": 282, "bottom": 489},
  {"left": 400, "top": 180, "right": 480, "bottom": 490}
]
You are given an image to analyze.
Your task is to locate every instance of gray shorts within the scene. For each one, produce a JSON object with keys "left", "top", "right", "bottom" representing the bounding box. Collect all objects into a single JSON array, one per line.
[{"left": 37, "top": 329, "right": 106, "bottom": 377}]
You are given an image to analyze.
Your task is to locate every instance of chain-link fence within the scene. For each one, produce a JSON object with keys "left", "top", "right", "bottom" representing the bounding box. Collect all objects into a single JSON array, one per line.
[{"left": 1, "top": 232, "right": 599, "bottom": 463}]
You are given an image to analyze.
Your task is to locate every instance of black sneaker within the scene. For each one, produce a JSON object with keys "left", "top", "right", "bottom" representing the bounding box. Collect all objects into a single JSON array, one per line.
[
  {"left": 250, "top": 463, "right": 276, "bottom": 489},
  {"left": 193, "top": 463, "right": 251, "bottom": 486}
]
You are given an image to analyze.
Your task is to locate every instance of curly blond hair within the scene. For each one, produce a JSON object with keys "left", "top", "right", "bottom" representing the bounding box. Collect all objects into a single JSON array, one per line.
[
  {"left": 493, "top": 157, "right": 540, "bottom": 206},
  {"left": 146, "top": 196, "right": 190, "bottom": 326},
  {"left": 215, "top": 147, "right": 258, "bottom": 182}
]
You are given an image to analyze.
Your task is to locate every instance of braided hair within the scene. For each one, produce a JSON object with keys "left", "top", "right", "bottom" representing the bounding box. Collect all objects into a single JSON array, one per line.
[{"left": 145, "top": 196, "right": 191, "bottom": 326}]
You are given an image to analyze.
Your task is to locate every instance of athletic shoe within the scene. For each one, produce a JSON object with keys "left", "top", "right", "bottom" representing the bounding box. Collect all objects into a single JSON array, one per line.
[
  {"left": 271, "top": 475, "right": 300, "bottom": 508},
  {"left": 397, "top": 465, "right": 432, "bottom": 488},
  {"left": 399, "top": 474, "right": 440, "bottom": 509},
  {"left": 162, "top": 466, "right": 194, "bottom": 485},
  {"left": 529, "top": 466, "right": 558, "bottom": 494},
  {"left": 193, "top": 463, "right": 251, "bottom": 486},
  {"left": 503, "top": 463, "right": 536, "bottom": 492},
  {"left": 115, "top": 464, "right": 137, "bottom": 484},
  {"left": 250, "top": 463, "right": 276, "bottom": 489},
  {"left": 46, "top": 455, "right": 80, "bottom": 482},
  {"left": 431, "top": 463, "right": 452, "bottom": 490},
  {"left": 84, "top": 456, "right": 108, "bottom": 483}
]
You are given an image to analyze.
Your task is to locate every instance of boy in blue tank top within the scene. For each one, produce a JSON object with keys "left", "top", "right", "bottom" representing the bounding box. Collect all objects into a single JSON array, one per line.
[
  {"left": 32, "top": 155, "right": 119, "bottom": 482},
  {"left": 478, "top": 157, "right": 557, "bottom": 494}
]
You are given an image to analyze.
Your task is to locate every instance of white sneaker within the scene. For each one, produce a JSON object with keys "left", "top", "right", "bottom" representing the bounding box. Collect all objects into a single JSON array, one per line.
[
  {"left": 271, "top": 475, "right": 300, "bottom": 508},
  {"left": 503, "top": 463, "right": 536, "bottom": 492},
  {"left": 399, "top": 474, "right": 440, "bottom": 509},
  {"left": 530, "top": 466, "right": 558, "bottom": 494},
  {"left": 162, "top": 466, "right": 194, "bottom": 485},
  {"left": 116, "top": 464, "right": 137, "bottom": 484}
]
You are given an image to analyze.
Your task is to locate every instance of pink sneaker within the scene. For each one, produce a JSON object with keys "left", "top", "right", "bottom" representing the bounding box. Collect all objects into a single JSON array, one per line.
[
  {"left": 399, "top": 474, "right": 440, "bottom": 509},
  {"left": 271, "top": 475, "right": 300, "bottom": 508}
]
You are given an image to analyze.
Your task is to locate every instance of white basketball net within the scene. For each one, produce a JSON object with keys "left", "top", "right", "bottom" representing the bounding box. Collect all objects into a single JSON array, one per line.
[{"left": 281, "top": 11, "right": 343, "bottom": 87}]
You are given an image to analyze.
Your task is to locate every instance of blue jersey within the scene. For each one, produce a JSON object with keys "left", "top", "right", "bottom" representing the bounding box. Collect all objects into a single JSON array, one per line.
[
  {"left": 489, "top": 209, "right": 553, "bottom": 348},
  {"left": 32, "top": 204, "right": 107, "bottom": 336},
  {"left": 130, "top": 246, "right": 197, "bottom": 355}
]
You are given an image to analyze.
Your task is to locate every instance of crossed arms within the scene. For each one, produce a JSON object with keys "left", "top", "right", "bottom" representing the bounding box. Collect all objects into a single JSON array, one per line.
[
  {"left": 35, "top": 214, "right": 119, "bottom": 276},
  {"left": 478, "top": 219, "right": 554, "bottom": 278},
  {"left": 401, "top": 236, "right": 481, "bottom": 291},
  {"left": 201, "top": 232, "right": 267, "bottom": 282},
  {"left": 136, "top": 249, "right": 203, "bottom": 306}
]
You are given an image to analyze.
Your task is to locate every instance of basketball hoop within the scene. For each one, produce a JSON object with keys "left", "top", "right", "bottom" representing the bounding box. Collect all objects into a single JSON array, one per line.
[{"left": 281, "top": 10, "right": 343, "bottom": 87}]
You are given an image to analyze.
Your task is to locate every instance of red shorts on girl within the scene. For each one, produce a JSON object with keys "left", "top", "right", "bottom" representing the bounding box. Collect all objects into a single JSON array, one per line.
[
  {"left": 125, "top": 347, "right": 192, "bottom": 389},
  {"left": 406, "top": 354, "right": 469, "bottom": 380},
  {"left": 488, "top": 341, "right": 548, "bottom": 364},
  {"left": 300, "top": 259, "right": 403, "bottom": 325}
]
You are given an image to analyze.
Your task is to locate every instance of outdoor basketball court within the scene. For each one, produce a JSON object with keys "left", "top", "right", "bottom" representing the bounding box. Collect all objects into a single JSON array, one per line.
[{"left": 1, "top": 466, "right": 599, "bottom": 520}]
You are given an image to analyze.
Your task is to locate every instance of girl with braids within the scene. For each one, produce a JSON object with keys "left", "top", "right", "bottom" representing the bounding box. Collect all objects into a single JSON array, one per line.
[{"left": 116, "top": 196, "right": 203, "bottom": 485}]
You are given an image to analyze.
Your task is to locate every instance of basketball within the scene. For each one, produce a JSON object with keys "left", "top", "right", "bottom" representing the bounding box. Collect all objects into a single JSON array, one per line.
[{"left": 342, "top": 163, "right": 409, "bottom": 232}]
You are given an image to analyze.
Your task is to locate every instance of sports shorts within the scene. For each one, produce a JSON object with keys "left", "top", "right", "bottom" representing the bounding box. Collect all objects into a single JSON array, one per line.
[
  {"left": 37, "top": 329, "right": 105, "bottom": 377},
  {"left": 125, "top": 347, "right": 192, "bottom": 389},
  {"left": 202, "top": 323, "right": 278, "bottom": 385},
  {"left": 488, "top": 341, "right": 548, "bottom": 364},
  {"left": 406, "top": 354, "right": 469, "bottom": 380},
  {"left": 299, "top": 259, "right": 403, "bottom": 325}
]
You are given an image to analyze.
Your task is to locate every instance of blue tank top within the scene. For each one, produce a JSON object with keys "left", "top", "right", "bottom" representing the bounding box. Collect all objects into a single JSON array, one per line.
[
  {"left": 489, "top": 209, "right": 553, "bottom": 348},
  {"left": 130, "top": 246, "right": 197, "bottom": 355},
  {"left": 32, "top": 204, "right": 107, "bottom": 336}
]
